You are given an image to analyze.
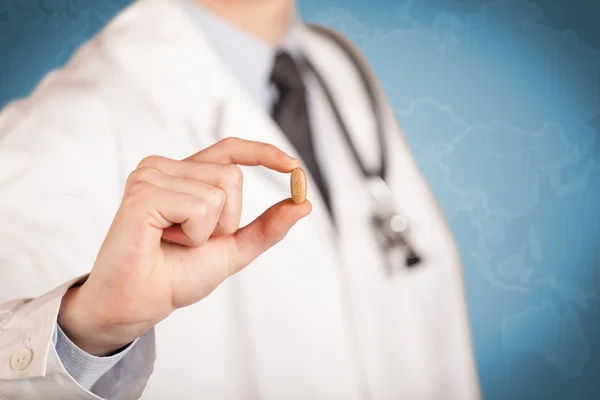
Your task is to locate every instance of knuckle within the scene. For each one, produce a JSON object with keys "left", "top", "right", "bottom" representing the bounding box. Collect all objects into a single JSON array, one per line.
[
  {"left": 209, "top": 187, "right": 226, "bottom": 209},
  {"left": 183, "top": 226, "right": 205, "bottom": 247},
  {"left": 192, "top": 200, "right": 209, "bottom": 219},
  {"left": 137, "top": 155, "right": 164, "bottom": 169},
  {"left": 264, "top": 143, "right": 278, "bottom": 153},
  {"left": 256, "top": 218, "right": 271, "bottom": 245},
  {"left": 124, "top": 181, "right": 153, "bottom": 207},
  {"left": 129, "top": 180, "right": 152, "bottom": 196},
  {"left": 188, "top": 236, "right": 205, "bottom": 248},
  {"left": 264, "top": 143, "right": 285, "bottom": 161},
  {"left": 221, "top": 136, "right": 239, "bottom": 147},
  {"left": 218, "top": 223, "right": 237, "bottom": 235},
  {"left": 225, "top": 165, "right": 244, "bottom": 187},
  {"left": 129, "top": 167, "right": 158, "bottom": 184}
]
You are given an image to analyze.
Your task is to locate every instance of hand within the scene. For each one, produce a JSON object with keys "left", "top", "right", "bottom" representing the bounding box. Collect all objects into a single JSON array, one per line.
[{"left": 58, "top": 138, "right": 312, "bottom": 356}]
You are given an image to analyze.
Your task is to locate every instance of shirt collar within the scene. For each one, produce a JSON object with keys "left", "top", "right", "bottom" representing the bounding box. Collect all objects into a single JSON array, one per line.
[{"left": 175, "top": 0, "right": 303, "bottom": 111}]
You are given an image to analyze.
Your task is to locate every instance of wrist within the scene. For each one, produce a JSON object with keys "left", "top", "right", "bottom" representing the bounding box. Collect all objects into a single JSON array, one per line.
[{"left": 58, "top": 286, "right": 137, "bottom": 356}]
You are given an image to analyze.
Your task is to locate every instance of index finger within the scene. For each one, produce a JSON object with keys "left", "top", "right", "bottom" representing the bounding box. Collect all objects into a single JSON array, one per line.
[{"left": 187, "top": 137, "right": 301, "bottom": 173}]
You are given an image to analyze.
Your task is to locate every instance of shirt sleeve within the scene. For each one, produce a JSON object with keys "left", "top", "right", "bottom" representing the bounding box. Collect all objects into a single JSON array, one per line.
[
  {"left": 53, "top": 322, "right": 137, "bottom": 391},
  {"left": 0, "top": 278, "right": 156, "bottom": 400}
]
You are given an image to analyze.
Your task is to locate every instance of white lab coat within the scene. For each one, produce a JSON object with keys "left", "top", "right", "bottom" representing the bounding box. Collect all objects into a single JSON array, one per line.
[{"left": 0, "top": 0, "right": 480, "bottom": 399}]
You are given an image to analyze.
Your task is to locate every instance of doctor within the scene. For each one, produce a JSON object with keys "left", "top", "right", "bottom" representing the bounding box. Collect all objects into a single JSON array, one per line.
[{"left": 0, "top": 0, "right": 480, "bottom": 398}]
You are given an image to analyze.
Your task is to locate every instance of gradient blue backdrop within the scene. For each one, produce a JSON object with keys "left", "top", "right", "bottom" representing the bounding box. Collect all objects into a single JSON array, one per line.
[{"left": 1, "top": 1, "right": 598, "bottom": 399}]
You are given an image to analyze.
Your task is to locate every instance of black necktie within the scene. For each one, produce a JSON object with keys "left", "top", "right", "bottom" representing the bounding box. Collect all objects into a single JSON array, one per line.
[{"left": 270, "top": 51, "right": 332, "bottom": 215}]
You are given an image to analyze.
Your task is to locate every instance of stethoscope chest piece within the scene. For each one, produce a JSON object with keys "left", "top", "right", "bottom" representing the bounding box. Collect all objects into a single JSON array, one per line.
[{"left": 368, "top": 177, "right": 422, "bottom": 273}]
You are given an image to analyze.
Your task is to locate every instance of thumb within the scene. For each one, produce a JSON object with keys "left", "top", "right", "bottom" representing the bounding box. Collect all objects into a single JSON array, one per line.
[{"left": 227, "top": 199, "right": 312, "bottom": 274}]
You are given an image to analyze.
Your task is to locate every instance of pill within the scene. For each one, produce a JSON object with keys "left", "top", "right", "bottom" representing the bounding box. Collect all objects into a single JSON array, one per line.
[{"left": 290, "top": 168, "right": 307, "bottom": 204}]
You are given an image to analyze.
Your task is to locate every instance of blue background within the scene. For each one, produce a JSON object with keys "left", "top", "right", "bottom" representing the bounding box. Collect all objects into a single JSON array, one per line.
[{"left": 1, "top": 1, "right": 598, "bottom": 399}]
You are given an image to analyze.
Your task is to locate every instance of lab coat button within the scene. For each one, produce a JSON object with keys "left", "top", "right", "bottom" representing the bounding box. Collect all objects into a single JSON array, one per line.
[{"left": 10, "top": 348, "right": 33, "bottom": 370}]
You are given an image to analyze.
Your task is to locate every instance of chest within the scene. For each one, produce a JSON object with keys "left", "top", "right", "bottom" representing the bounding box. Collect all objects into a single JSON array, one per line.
[{"left": 108, "top": 51, "right": 451, "bottom": 399}]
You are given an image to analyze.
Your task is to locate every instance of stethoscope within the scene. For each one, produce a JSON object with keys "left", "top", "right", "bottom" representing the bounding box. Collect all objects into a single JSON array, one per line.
[{"left": 300, "top": 26, "right": 423, "bottom": 272}]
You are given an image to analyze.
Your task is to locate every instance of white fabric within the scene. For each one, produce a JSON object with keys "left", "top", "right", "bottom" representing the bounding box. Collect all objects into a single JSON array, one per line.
[
  {"left": 0, "top": 278, "right": 155, "bottom": 399},
  {"left": 50, "top": 0, "right": 302, "bottom": 390},
  {"left": 0, "top": 0, "right": 481, "bottom": 398}
]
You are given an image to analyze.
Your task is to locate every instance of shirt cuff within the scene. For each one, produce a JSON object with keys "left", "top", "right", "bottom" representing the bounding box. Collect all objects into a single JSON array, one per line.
[{"left": 53, "top": 323, "right": 137, "bottom": 391}]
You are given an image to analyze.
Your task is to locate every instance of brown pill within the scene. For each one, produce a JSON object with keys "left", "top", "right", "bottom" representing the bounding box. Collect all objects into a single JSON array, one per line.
[{"left": 290, "top": 168, "right": 307, "bottom": 204}]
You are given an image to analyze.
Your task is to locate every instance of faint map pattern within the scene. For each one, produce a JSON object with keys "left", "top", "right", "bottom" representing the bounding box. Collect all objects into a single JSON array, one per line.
[{"left": 1, "top": 0, "right": 599, "bottom": 399}]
